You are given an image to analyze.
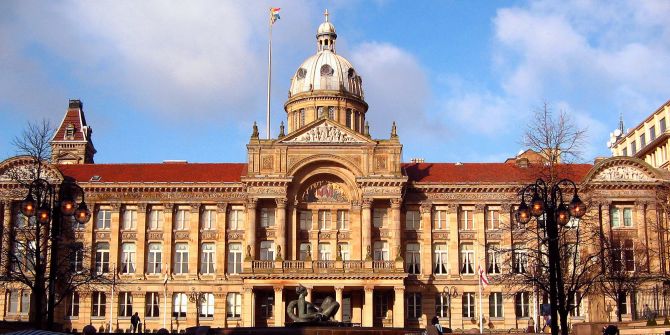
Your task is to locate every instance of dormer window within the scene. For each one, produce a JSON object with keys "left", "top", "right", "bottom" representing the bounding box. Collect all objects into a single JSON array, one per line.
[{"left": 65, "top": 124, "right": 75, "bottom": 140}]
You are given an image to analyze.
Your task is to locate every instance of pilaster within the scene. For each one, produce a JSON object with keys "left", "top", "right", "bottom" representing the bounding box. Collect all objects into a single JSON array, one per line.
[
  {"left": 390, "top": 198, "right": 402, "bottom": 259},
  {"left": 163, "top": 203, "right": 174, "bottom": 275},
  {"left": 245, "top": 199, "right": 257, "bottom": 259},
  {"left": 334, "top": 286, "right": 344, "bottom": 322},
  {"left": 273, "top": 286, "right": 284, "bottom": 327},
  {"left": 189, "top": 204, "right": 200, "bottom": 277},
  {"left": 361, "top": 199, "right": 372, "bottom": 260},
  {"left": 110, "top": 203, "right": 121, "bottom": 271},
  {"left": 242, "top": 286, "right": 254, "bottom": 327},
  {"left": 136, "top": 203, "right": 147, "bottom": 276},
  {"left": 275, "top": 198, "right": 287, "bottom": 261},
  {"left": 393, "top": 286, "right": 405, "bottom": 328},
  {"left": 420, "top": 202, "right": 432, "bottom": 276},
  {"left": 216, "top": 203, "right": 228, "bottom": 277}
]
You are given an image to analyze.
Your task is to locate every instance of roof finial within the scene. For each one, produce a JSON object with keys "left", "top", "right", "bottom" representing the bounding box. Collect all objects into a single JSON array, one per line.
[
  {"left": 324, "top": 9, "right": 329, "bottom": 22},
  {"left": 618, "top": 113, "right": 625, "bottom": 134}
]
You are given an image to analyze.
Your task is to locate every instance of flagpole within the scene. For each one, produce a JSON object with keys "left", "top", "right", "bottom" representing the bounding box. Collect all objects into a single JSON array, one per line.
[
  {"left": 163, "top": 265, "right": 168, "bottom": 330},
  {"left": 266, "top": 9, "right": 272, "bottom": 139},
  {"left": 478, "top": 266, "right": 483, "bottom": 334}
]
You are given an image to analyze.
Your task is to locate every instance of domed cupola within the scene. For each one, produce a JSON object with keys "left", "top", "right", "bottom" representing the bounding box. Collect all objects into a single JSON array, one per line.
[{"left": 285, "top": 10, "right": 368, "bottom": 135}]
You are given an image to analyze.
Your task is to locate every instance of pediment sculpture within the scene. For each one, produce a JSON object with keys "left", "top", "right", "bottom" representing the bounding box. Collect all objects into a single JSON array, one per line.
[
  {"left": 287, "top": 123, "right": 364, "bottom": 143},
  {"left": 592, "top": 165, "right": 654, "bottom": 182}
]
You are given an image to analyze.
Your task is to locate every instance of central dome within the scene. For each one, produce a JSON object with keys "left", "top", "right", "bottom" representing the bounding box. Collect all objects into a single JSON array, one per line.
[{"left": 288, "top": 10, "right": 363, "bottom": 98}]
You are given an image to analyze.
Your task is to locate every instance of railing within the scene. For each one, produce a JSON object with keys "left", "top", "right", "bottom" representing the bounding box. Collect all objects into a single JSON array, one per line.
[
  {"left": 252, "top": 260, "right": 274, "bottom": 270},
  {"left": 246, "top": 258, "right": 404, "bottom": 274},
  {"left": 283, "top": 260, "right": 305, "bottom": 271},
  {"left": 314, "top": 260, "right": 335, "bottom": 269},
  {"left": 373, "top": 260, "right": 395, "bottom": 270},
  {"left": 343, "top": 260, "right": 365, "bottom": 270}
]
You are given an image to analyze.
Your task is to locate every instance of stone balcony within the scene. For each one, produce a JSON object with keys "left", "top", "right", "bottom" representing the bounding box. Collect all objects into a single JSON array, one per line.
[{"left": 242, "top": 258, "right": 404, "bottom": 275}]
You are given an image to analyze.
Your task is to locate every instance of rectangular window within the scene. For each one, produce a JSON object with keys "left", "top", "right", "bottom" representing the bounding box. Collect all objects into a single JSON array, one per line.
[
  {"left": 337, "top": 210, "right": 349, "bottom": 230},
  {"left": 92, "top": 292, "right": 106, "bottom": 317},
  {"left": 67, "top": 292, "right": 80, "bottom": 318},
  {"left": 373, "top": 208, "right": 388, "bottom": 228},
  {"left": 122, "top": 208, "right": 137, "bottom": 230},
  {"left": 405, "top": 210, "right": 420, "bottom": 230},
  {"left": 96, "top": 209, "right": 111, "bottom": 229},
  {"left": 260, "top": 241, "right": 274, "bottom": 261},
  {"left": 328, "top": 106, "right": 335, "bottom": 119},
  {"left": 318, "top": 210, "right": 331, "bottom": 230},
  {"left": 623, "top": 208, "right": 632, "bottom": 227},
  {"left": 299, "top": 210, "right": 312, "bottom": 230},
  {"left": 148, "top": 208, "right": 163, "bottom": 230},
  {"left": 173, "top": 293, "right": 187, "bottom": 319},
  {"left": 374, "top": 293, "right": 390, "bottom": 319},
  {"left": 318, "top": 243, "right": 331, "bottom": 261},
  {"left": 434, "top": 243, "right": 448, "bottom": 274},
  {"left": 487, "top": 243, "right": 501, "bottom": 274},
  {"left": 300, "top": 109, "right": 306, "bottom": 127},
  {"left": 200, "top": 293, "right": 215, "bottom": 318},
  {"left": 622, "top": 147, "right": 628, "bottom": 156},
  {"left": 433, "top": 209, "right": 447, "bottom": 230},
  {"left": 435, "top": 294, "right": 449, "bottom": 318},
  {"left": 19, "top": 291, "right": 29, "bottom": 314},
  {"left": 515, "top": 292, "right": 530, "bottom": 318},
  {"left": 459, "top": 207, "right": 474, "bottom": 230},
  {"left": 175, "top": 209, "right": 189, "bottom": 230},
  {"left": 650, "top": 125, "right": 656, "bottom": 141},
  {"left": 260, "top": 208, "right": 275, "bottom": 227},
  {"left": 611, "top": 206, "right": 633, "bottom": 228},
  {"left": 201, "top": 209, "right": 216, "bottom": 230},
  {"left": 95, "top": 242, "right": 110, "bottom": 274},
  {"left": 174, "top": 243, "right": 189, "bottom": 274},
  {"left": 260, "top": 293, "right": 274, "bottom": 318},
  {"left": 338, "top": 243, "right": 350, "bottom": 261},
  {"left": 227, "top": 293, "right": 242, "bottom": 318},
  {"left": 460, "top": 243, "right": 475, "bottom": 274},
  {"left": 662, "top": 118, "right": 667, "bottom": 133},
  {"left": 346, "top": 109, "right": 352, "bottom": 128},
  {"left": 513, "top": 244, "right": 527, "bottom": 274},
  {"left": 373, "top": 241, "right": 389, "bottom": 261},
  {"left": 228, "top": 208, "right": 244, "bottom": 230},
  {"left": 299, "top": 243, "right": 311, "bottom": 261},
  {"left": 489, "top": 292, "right": 503, "bottom": 318},
  {"left": 406, "top": 243, "right": 420, "bottom": 274},
  {"left": 640, "top": 133, "right": 646, "bottom": 147},
  {"left": 120, "top": 243, "right": 136, "bottom": 274},
  {"left": 201, "top": 243, "right": 216, "bottom": 274},
  {"left": 147, "top": 243, "right": 162, "bottom": 274},
  {"left": 462, "top": 292, "right": 475, "bottom": 318},
  {"left": 317, "top": 106, "right": 324, "bottom": 118},
  {"left": 71, "top": 243, "right": 84, "bottom": 273},
  {"left": 7, "top": 290, "right": 18, "bottom": 314},
  {"left": 617, "top": 292, "right": 628, "bottom": 315},
  {"left": 227, "top": 243, "right": 243, "bottom": 274},
  {"left": 568, "top": 292, "right": 581, "bottom": 317},
  {"left": 486, "top": 207, "right": 500, "bottom": 230},
  {"left": 631, "top": 140, "right": 637, "bottom": 155},
  {"left": 614, "top": 239, "right": 636, "bottom": 271},
  {"left": 406, "top": 293, "right": 422, "bottom": 319},
  {"left": 146, "top": 292, "right": 160, "bottom": 318},
  {"left": 119, "top": 292, "right": 133, "bottom": 317}
]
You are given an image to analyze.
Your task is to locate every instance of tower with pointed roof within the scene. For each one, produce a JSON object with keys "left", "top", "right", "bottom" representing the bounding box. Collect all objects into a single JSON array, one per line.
[{"left": 50, "top": 99, "right": 96, "bottom": 164}]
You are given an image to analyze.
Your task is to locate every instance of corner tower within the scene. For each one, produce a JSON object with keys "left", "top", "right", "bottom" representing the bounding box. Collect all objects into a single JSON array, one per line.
[
  {"left": 51, "top": 99, "right": 96, "bottom": 164},
  {"left": 285, "top": 10, "right": 368, "bottom": 134}
]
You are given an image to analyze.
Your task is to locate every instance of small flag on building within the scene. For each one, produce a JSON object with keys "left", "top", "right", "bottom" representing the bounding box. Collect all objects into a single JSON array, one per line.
[
  {"left": 270, "top": 7, "right": 281, "bottom": 24},
  {"left": 479, "top": 265, "right": 490, "bottom": 288}
]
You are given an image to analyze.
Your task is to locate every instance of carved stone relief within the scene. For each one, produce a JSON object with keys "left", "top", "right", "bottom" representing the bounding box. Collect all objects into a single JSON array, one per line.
[
  {"left": 593, "top": 165, "right": 654, "bottom": 182},
  {"left": 286, "top": 122, "right": 364, "bottom": 143},
  {"left": 262, "top": 156, "right": 274, "bottom": 170},
  {"left": 375, "top": 156, "right": 387, "bottom": 170},
  {"left": 302, "top": 181, "right": 348, "bottom": 203}
]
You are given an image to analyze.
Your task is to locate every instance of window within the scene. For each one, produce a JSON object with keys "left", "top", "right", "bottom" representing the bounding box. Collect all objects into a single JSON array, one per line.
[
  {"left": 337, "top": 210, "right": 349, "bottom": 230},
  {"left": 300, "top": 109, "right": 306, "bottom": 127},
  {"left": 515, "top": 292, "right": 530, "bottom": 318},
  {"left": 459, "top": 207, "right": 474, "bottom": 230},
  {"left": 227, "top": 243, "right": 243, "bottom": 274},
  {"left": 146, "top": 292, "right": 160, "bottom": 318},
  {"left": 20, "top": 291, "right": 29, "bottom": 314},
  {"left": 173, "top": 293, "right": 187, "bottom": 319},
  {"left": 662, "top": 118, "right": 667, "bottom": 133},
  {"left": 200, "top": 293, "right": 215, "bottom": 318},
  {"left": 96, "top": 209, "right": 111, "bottom": 229},
  {"left": 346, "top": 109, "right": 352, "bottom": 128},
  {"left": 622, "top": 147, "right": 628, "bottom": 156},
  {"left": 433, "top": 209, "right": 447, "bottom": 230},
  {"left": 122, "top": 208, "right": 137, "bottom": 230},
  {"left": 66, "top": 292, "right": 80, "bottom": 318},
  {"left": 71, "top": 243, "right": 84, "bottom": 273},
  {"left": 317, "top": 106, "right": 324, "bottom": 118},
  {"left": 328, "top": 106, "right": 335, "bottom": 119},
  {"left": 650, "top": 125, "right": 656, "bottom": 141},
  {"left": 435, "top": 294, "right": 449, "bottom": 318},
  {"left": 201, "top": 243, "right": 215, "bottom": 274},
  {"left": 568, "top": 292, "right": 582, "bottom": 317},
  {"left": 338, "top": 243, "right": 350, "bottom": 261},
  {"left": 640, "top": 133, "right": 646, "bottom": 147},
  {"left": 318, "top": 243, "right": 331, "bottom": 260},
  {"left": 201, "top": 209, "right": 216, "bottom": 230},
  {"left": 405, "top": 210, "right": 420, "bottom": 230},
  {"left": 120, "top": 243, "right": 136, "bottom": 274},
  {"left": 434, "top": 243, "right": 448, "bottom": 274},
  {"left": 174, "top": 243, "right": 189, "bottom": 274},
  {"left": 489, "top": 292, "right": 503, "bottom": 318},
  {"left": 513, "top": 244, "right": 527, "bottom": 274},
  {"left": 147, "top": 243, "right": 162, "bottom": 274},
  {"left": 631, "top": 140, "right": 637, "bottom": 155},
  {"left": 462, "top": 292, "right": 475, "bottom": 318},
  {"left": 175, "top": 209, "right": 189, "bottom": 230},
  {"left": 487, "top": 243, "right": 501, "bottom": 274},
  {"left": 617, "top": 291, "right": 628, "bottom": 315},
  {"left": 260, "top": 208, "right": 275, "bottom": 227},
  {"left": 14, "top": 210, "right": 35, "bottom": 228},
  {"left": 260, "top": 293, "right": 274, "bottom": 318},
  {"left": 228, "top": 208, "right": 244, "bottom": 230},
  {"left": 611, "top": 206, "right": 633, "bottom": 228},
  {"left": 318, "top": 210, "right": 331, "bottom": 230},
  {"left": 227, "top": 293, "right": 242, "bottom": 318},
  {"left": 260, "top": 241, "right": 274, "bottom": 260},
  {"left": 374, "top": 293, "right": 389, "bottom": 319},
  {"left": 460, "top": 243, "right": 475, "bottom": 274},
  {"left": 613, "top": 239, "right": 635, "bottom": 271},
  {"left": 149, "top": 208, "right": 163, "bottom": 230},
  {"left": 406, "top": 243, "right": 420, "bottom": 274},
  {"left": 95, "top": 242, "right": 110, "bottom": 274},
  {"left": 92, "top": 292, "right": 106, "bottom": 317},
  {"left": 406, "top": 293, "right": 421, "bottom": 319},
  {"left": 373, "top": 241, "right": 389, "bottom": 261},
  {"left": 119, "top": 292, "right": 133, "bottom": 317},
  {"left": 299, "top": 210, "right": 312, "bottom": 230},
  {"left": 7, "top": 290, "right": 18, "bottom": 314},
  {"left": 299, "top": 243, "right": 311, "bottom": 261},
  {"left": 486, "top": 208, "right": 500, "bottom": 230},
  {"left": 373, "top": 208, "right": 388, "bottom": 228}
]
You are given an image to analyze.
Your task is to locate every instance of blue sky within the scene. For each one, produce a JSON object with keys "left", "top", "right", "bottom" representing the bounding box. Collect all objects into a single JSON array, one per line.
[{"left": 1, "top": 1, "right": 669, "bottom": 164}]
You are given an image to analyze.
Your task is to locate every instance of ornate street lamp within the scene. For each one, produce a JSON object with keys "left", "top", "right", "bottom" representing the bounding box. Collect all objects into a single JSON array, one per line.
[
  {"left": 19, "top": 178, "right": 91, "bottom": 329},
  {"left": 515, "top": 178, "right": 585, "bottom": 335},
  {"left": 442, "top": 285, "right": 458, "bottom": 331}
]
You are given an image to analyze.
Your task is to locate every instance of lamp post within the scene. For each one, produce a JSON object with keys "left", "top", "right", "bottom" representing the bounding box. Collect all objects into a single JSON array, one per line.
[
  {"left": 442, "top": 285, "right": 458, "bottom": 331},
  {"left": 19, "top": 178, "right": 91, "bottom": 330},
  {"left": 515, "top": 178, "right": 586, "bottom": 335},
  {"left": 189, "top": 289, "right": 203, "bottom": 327}
]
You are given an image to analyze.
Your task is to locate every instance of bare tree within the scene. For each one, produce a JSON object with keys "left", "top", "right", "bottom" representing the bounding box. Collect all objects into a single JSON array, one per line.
[{"left": 6, "top": 118, "right": 54, "bottom": 184}]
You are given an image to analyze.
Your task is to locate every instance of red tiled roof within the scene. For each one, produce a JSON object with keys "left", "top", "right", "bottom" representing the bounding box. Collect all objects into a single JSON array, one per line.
[
  {"left": 402, "top": 163, "right": 593, "bottom": 183},
  {"left": 54, "top": 109, "right": 86, "bottom": 141},
  {"left": 57, "top": 163, "right": 247, "bottom": 183}
]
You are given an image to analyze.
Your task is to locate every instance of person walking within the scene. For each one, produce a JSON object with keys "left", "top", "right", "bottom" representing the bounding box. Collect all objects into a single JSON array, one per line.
[{"left": 131, "top": 312, "right": 140, "bottom": 333}]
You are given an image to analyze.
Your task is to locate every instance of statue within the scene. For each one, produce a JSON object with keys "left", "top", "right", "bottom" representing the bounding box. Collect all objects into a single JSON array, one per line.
[{"left": 286, "top": 285, "right": 340, "bottom": 323}]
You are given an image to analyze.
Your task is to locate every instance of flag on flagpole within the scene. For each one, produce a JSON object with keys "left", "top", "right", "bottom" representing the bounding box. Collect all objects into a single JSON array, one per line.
[
  {"left": 270, "top": 8, "right": 281, "bottom": 24},
  {"left": 479, "top": 265, "right": 490, "bottom": 288}
]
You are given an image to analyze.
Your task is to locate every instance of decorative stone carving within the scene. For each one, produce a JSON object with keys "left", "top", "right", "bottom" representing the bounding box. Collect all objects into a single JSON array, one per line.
[
  {"left": 95, "top": 231, "right": 111, "bottom": 240},
  {"left": 147, "top": 231, "right": 164, "bottom": 240},
  {"left": 246, "top": 198, "right": 258, "bottom": 209},
  {"left": 362, "top": 187, "right": 402, "bottom": 197},
  {"left": 474, "top": 204, "right": 486, "bottom": 212},
  {"left": 247, "top": 186, "right": 285, "bottom": 196},
  {"left": 375, "top": 156, "right": 387, "bottom": 170},
  {"left": 486, "top": 231, "right": 502, "bottom": 240},
  {"left": 227, "top": 231, "right": 244, "bottom": 240},
  {"left": 201, "top": 231, "right": 218, "bottom": 240},
  {"left": 459, "top": 231, "right": 476, "bottom": 240},
  {"left": 337, "top": 231, "right": 350, "bottom": 240},
  {"left": 121, "top": 231, "right": 137, "bottom": 241},
  {"left": 287, "top": 122, "right": 364, "bottom": 143},
  {"left": 137, "top": 203, "right": 147, "bottom": 212},
  {"left": 262, "top": 156, "right": 274, "bottom": 170},
  {"left": 174, "top": 231, "right": 190, "bottom": 240},
  {"left": 256, "top": 229, "right": 275, "bottom": 238},
  {"left": 432, "top": 232, "right": 449, "bottom": 240},
  {"left": 302, "top": 181, "right": 348, "bottom": 203},
  {"left": 420, "top": 203, "right": 432, "bottom": 214},
  {"left": 217, "top": 203, "right": 228, "bottom": 213},
  {"left": 275, "top": 198, "right": 287, "bottom": 208},
  {"left": 593, "top": 165, "right": 654, "bottom": 182},
  {"left": 390, "top": 198, "right": 401, "bottom": 208},
  {"left": 362, "top": 199, "right": 372, "bottom": 208},
  {"left": 74, "top": 232, "right": 85, "bottom": 240}
]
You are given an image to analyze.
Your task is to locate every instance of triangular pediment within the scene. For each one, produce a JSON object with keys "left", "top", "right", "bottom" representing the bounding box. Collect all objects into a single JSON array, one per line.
[
  {"left": 584, "top": 157, "right": 664, "bottom": 183},
  {"left": 279, "top": 119, "right": 374, "bottom": 144}
]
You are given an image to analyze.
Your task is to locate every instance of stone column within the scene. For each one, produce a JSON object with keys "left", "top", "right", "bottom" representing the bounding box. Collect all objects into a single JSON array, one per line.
[
  {"left": 420, "top": 202, "right": 433, "bottom": 276},
  {"left": 350, "top": 201, "right": 362, "bottom": 260},
  {"left": 275, "top": 198, "right": 287, "bottom": 261},
  {"left": 189, "top": 204, "right": 200, "bottom": 277},
  {"left": 362, "top": 286, "right": 373, "bottom": 327},
  {"left": 110, "top": 203, "right": 121, "bottom": 272},
  {"left": 335, "top": 286, "right": 344, "bottom": 322},
  {"left": 215, "top": 292, "right": 227, "bottom": 328},
  {"left": 273, "top": 286, "right": 284, "bottom": 327},
  {"left": 216, "top": 203, "right": 227, "bottom": 277},
  {"left": 242, "top": 286, "right": 254, "bottom": 327},
  {"left": 289, "top": 203, "right": 297, "bottom": 260},
  {"left": 393, "top": 286, "right": 405, "bottom": 328},
  {"left": 163, "top": 204, "right": 174, "bottom": 275},
  {"left": 136, "top": 204, "right": 147, "bottom": 276},
  {"left": 390, "top": 198, "right": 402, "bottom": 259},
  {"left": 245, "top": 199, "right": 257, "bottom": 260},
  {"left": 2, "top": 201, "right": 12, "bottom": 274},
  {"left": 361, "top": 199, "right": 372, "bottom": 260}
]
